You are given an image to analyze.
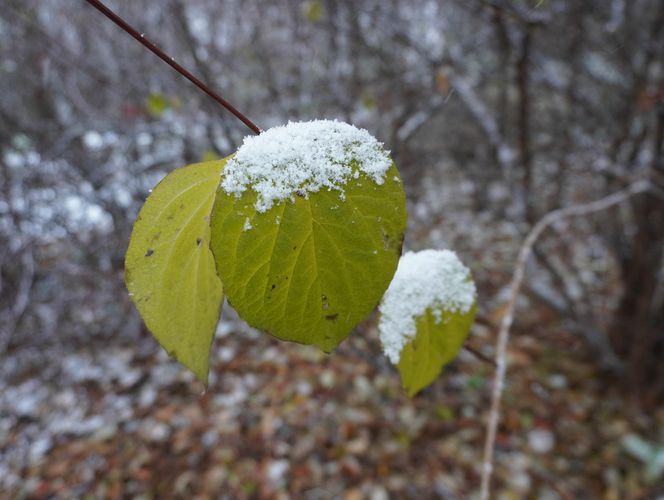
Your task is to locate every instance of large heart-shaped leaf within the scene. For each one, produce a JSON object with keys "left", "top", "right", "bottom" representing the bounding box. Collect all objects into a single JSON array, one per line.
[
  {"left": 210, "top": 163, "right": 407, "bottom": 351},
  {"left": 125, "top": 159, "right": 227, "bottom": 384}
]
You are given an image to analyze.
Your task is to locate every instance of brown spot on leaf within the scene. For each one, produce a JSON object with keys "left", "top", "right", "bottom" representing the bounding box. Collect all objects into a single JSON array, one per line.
[
  {"left": 196, "top": 238, "right": 202, "bottom": 246},
  {"left": 145, "top": 249, "right": 154, "bottom": 257},
  {"left": 325, "top": 313, "right": 339, "bottom": 321},
  {"left": 382, "top": 229, "right": 390, "bottom": 250}
]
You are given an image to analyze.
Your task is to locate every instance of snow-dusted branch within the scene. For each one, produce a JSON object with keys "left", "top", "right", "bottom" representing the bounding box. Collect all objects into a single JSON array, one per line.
[
  {"left": 448, "top": 73, "right": 515, "bottom": 170},
  {"left": 396, "top": 94, "right": 447, "bottom": 144},
  {"left": 479, "top": 180, "right": 652, "bottom": 500}
]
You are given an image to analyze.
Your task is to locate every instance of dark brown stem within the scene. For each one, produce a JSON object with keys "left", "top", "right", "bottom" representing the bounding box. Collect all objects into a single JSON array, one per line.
[
  {"left": 463, "top": 344, "right": 497, "bottom": 368},
  {"left": 83, "top": 0, "right": 261, "bottom": 135}
]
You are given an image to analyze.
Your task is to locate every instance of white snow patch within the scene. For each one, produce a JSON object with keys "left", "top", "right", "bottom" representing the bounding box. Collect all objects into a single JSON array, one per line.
[
  {"left": 528, "top": 428, "right": 555, "bottom": 454},
  {"left": 221, "top": 120, "right": 391, "bottom": 212},
  {"left": 83, "top": 131, "right": 104, "bottom": 150},
  {"left": 266, "top": 459, "right": 290, "bottom": 486},
  {"left": 4, "top": 151, "right": 23, "bottom": 169},
  {"left": 378, "top": 249, "right": 476, "bottom": 364}
]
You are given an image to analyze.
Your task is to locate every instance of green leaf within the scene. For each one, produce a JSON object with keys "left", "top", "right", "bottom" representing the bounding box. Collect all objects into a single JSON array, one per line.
[
  {"left": 125, "top": 159, "right": 227, "bottom": 384},
  {"left": 301, "top": 0, "right": 324, "bottom": 23},
  {"left": 210, "top": 163, "right": 406, "bottom": 351},
  {"left": 398, "top": 303, "right": 477, "bottom": 397},
  {"left": 145, "top": 92, "right": 170, "bottom": 117}
]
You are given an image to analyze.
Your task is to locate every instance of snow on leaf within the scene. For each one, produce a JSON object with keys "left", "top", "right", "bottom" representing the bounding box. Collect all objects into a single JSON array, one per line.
[
  {"left": 220, "top": 120, "right": 392, "bottom": 212},
  {"left": 378, "top": 250, "right": 477, "bottom": 396}
]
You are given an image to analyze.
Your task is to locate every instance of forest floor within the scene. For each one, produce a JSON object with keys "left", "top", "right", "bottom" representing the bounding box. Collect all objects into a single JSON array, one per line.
[
  {"left": 2, "top": 316, "right": 662, "bottom": 499},
  {"left": 1, "top": 170, "right": 663, "bottom": 499}
]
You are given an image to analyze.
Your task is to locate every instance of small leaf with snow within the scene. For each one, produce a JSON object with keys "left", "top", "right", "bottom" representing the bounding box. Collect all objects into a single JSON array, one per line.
[
  {"left": 378, "top": 250, "right": 477, "bottom": 396},
  {"left": 125, "top": 159, "right": 226, "bottom": 384},
  {"left": 211, "top": 120, "right": 407, "bottom": 351}
]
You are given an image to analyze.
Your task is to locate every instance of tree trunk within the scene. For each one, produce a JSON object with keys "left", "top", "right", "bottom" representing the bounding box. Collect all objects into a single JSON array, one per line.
[{"left": 609, "top": 105, "right": 664, "bottom": 405}]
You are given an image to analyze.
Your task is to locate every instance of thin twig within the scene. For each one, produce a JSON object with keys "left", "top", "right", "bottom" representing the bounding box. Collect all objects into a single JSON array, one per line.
[
  {"left": 478, "top": 180, "right": 652, "bottom": 500},
  {"left": 83, "top": 0, "right": 261, "bottom": 135},
  {"left": 463, "top": 344, "right": 497, "bottom": 368}
]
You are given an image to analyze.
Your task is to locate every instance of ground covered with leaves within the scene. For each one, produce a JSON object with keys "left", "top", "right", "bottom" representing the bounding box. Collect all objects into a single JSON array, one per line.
[{"left": 3, "top": 305, "right": 662, "bottom": 498}]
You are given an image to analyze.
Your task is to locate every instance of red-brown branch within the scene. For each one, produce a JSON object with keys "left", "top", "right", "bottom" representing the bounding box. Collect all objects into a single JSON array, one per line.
[{"left": 84, "top": 0, "right": 261, "bottom": 135}]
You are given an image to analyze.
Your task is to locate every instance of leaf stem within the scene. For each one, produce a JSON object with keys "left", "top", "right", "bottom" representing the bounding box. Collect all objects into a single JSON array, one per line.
[{"left": 84, "top": 0, "right": 261, "bottom": 135}]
